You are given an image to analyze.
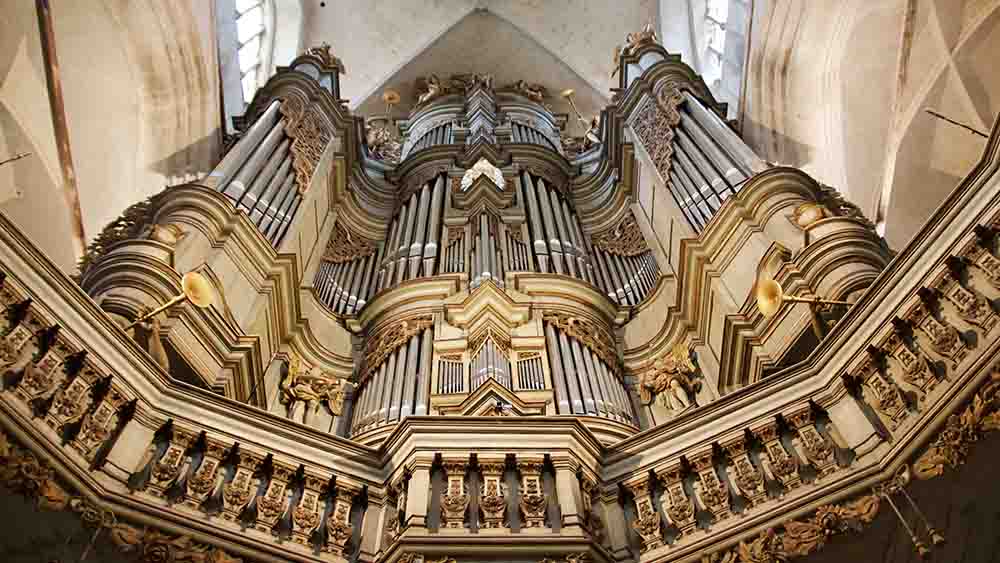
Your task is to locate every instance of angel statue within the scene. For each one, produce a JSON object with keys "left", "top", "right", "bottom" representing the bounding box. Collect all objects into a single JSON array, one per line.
[
  {"left": 639, "top": 341, "right": 700, "bottom": 412},
  {"left": 416, "top": 75, "right": 445, "bottom": 106},
  {"left": 279, "top": 354, "right": 347, "bottom": 425}
]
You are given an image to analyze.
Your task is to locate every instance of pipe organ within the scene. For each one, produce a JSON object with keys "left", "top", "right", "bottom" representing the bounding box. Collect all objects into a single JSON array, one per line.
[{"left": 26, "top": 34, "right": 917, "bottom": 563}]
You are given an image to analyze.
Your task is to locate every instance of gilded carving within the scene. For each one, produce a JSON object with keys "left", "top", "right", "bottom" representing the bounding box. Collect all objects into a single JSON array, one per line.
[
  {"left": 363, "top": 316, "right": 433, "bottom": 381},
  {"left": 710, "top": 495, "right": 880, "bottom": 562},
  {"left": 279, "top": 353, "right": 347, "bottom": 422},
  {"left": 255, "top": 464, "right": 293, "bottom": 532},
  {"left": 304, "top": 42, "right": 345, "bottom": 72},
  {"left": 913, "top": 369, "right": 1000, "bottom": 479},
  {"left": 518, "top": 460, "right": 548, "bottom": 528},
  {"left": 326, "top": 487, "right": 356, "bottom": 554},
  {"left": 366, "top": 123, "right": 401, "bottom": 163},
  {"left": 478, "top": 461, "right": 508, "bottom": 528},
  {"left": 656, "top": 464, "right": 696, "bottom": 537},
  {"left": 904, "top": 301, "right": 968, "bottom": 366},
  {"left": 441, "top": 460, "right": 470, "bottom": 528},
  {"left": 505, "top": 80, "right": 547, "bottom": 103},
  {"left": 639, "top": 340, "right": 699, "bottom": 413},
  {"left": 691, "top": 452, "right": 731, "bottom": 521},
  {"left": 627, "top": 479, "right": 663, "bottom": 551},
  {"left": 592, "top": 211, "right": 648, "bottom": 257},
  {"left": 631, "top": 87, "right": 684, "bottom": 182},
  {"left": 0, "top": 429, "right": 242, "bottom": 563},
  {"left": 753, "top": 422, "right": 800, "bottom": 491},
  {"left": 281, "top": 96, "right": 333, "bottom": 194},
  {"left": 75, "top": 197, "right": 156, "bottom": 277},
  {"left": 542, "top": 312, "right": 619, "bottom": 374}
]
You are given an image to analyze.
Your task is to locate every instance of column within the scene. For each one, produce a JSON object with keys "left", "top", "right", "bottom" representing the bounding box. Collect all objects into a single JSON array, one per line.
[
  {"left": 552, "top": 456, "right": 584, "bottom": 531},
  {"left": 357, "top": 487, "right": 388, "bottom": 563},
  {"left": 404, "top": 456, "right": 433, "bottom": 529}
]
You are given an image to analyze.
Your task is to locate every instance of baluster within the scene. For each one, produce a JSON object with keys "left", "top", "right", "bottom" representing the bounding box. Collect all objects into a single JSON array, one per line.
[
  {"left": 720, "top": 433, "right": 766, "bottom": 508},
  {"left": 624, "top": 476, "right": 662, "bottom": 551}
]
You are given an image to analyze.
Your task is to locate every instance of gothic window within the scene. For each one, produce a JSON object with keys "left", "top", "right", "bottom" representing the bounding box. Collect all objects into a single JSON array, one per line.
[
  {"left": 235, "top": 0, "right": 267, "bottom": 103},
  {"left": 700, "top": 0, "right": 749, "bottom": 119}
]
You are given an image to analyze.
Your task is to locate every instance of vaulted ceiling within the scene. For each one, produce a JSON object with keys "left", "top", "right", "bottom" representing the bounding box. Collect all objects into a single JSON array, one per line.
[{"left": 300, "top": 1, "right": 661, "bottom": 133}]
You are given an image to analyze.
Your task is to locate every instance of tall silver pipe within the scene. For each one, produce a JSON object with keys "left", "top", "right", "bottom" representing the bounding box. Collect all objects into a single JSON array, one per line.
[
  {"left": 248, "top": 155, "right": 292, "bottom": 224},
  {"left": 214, "top": 100, "right": 281, "bottom": 190},
  {"left": 569, "top": 337, "right": 597, "bottom": 414},
  {"left": 424, "top": 176, "right": 445, "bottom": 275},
  {"left": 597, "top": 250, "right": 625, "bottom": 304},
  {"left": 562, "top": 200, "right": 587, "bottom": 279},
  {"left": 397, "top": 192, "right": 418, "bottom": 284},
  {"left": 582, "top": 347, "right": 609, "bottom": 416},
  {"left": 671, "top": 159, "right": 711, "bottom": 228},
  {"left": 380, "top": 350, "right": 399, "bottom": 423},
  {"left": 479, "top": 214, "right": 491, "bottom": 282},
  {"left": 680, "top": 111, "right": 745, "bottom": 186},
  {"left": 400, "top": 335, "right": 420, "bottom": 417},
  {"left": 225, "top": 120, "right": 287, "bottom": 200},
  {"left": 373, "top": 360, "right": 390, "bottom": 423},
  {"left": 548, "top": 189, "right": 576, "bottom": 277},
  {"left": 544, "top": 323, "right": 571, "bottom": 413},
  {"left": 241, "top": 139, "right": 289, "bottom": 214},
  {"left": 612, "top": 254, "right": 638, "bottom": 305},
  {"left": 384, "top": 206, "right": 404, "bottom": 289},
  {"left": 597, "top": 360, "right": 622, "bottom": 423},
  {"left": 683, "top": 92, "right": 766, "bottom": 175},
  {"left": 520, "top": 172, "right": 550, "bottom": 272},
  {"left": 410, "top": 183, "right": 431, "bottom": 279},
  {"left": 328, "top": 263, "right": 345, "bottom": 309},
  {"left": 535, "top": 178, "right": 565, "bottom": 274},
  {"left": 556, "top": 329, "right": 584, "bottom": 413},
  {"left": 676, "top": 135, "right": 723, "bottom": 209},
  {"left": 389, "top": 340, "right": 409, "bottom": 421}
]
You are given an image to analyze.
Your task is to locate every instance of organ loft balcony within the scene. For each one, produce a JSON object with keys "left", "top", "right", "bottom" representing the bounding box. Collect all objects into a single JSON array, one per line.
[{"left": 2, "top": 11, "right": 1000, "bottom": 563}]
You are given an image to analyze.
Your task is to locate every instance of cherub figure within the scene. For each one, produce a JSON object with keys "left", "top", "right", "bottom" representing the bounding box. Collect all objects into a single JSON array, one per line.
[{"left": 639, "top": 341, "right": 700, "bottom": 412}]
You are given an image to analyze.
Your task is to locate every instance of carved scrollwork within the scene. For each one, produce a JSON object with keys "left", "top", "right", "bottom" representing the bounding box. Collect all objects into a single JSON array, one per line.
[
  {"left": 542, "top": 311, "right": 619, "bottom": 374},
  {"left": 913, "top": 369, "right": 1000, "bottom": 479},
  {"left": 710, "top": 494, "right": 880, "bottom": 562},
  {"left": 363, "top": 316, "right": 434, "bottom": 381},
  {"left": 75, "top": 197, "right": 156, "bottom": 277},
  {"left": 322, "top": 222, "right": 377, "bottom": 264},
  {"left": 592, "top": 211, "right": 648, "bottom": 257},
  {"left": 279, "top": 353, "right": 347, "bottom": 422},
  {"left": 281, "top": 96, "right": 334, "bottom": 194},
  {"left": 631, "top": 87, "right": 684, "bottom": 182}
]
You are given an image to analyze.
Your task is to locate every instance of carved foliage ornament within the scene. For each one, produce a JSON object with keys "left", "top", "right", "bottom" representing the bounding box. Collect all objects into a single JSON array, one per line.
[
  {"left": 913, "top": 368, "right": 1000, "bottom": 479},
  {"left": 543, "top": 311, "right": 619, "bottom": 373},
  {"left": 281, "top": 95, "right": 333, "bottom": 194},
  {"left": 279, "top": 353, "right": 347, "bottom": 419},
  {"left": 76, "top": 197, "right": 156, "bottom": 277},
  {"left": 363, "top": 316, "right": 433, "bottom": 381},
  {"left": 631, "top": 87, "right": 684, "bottom": 182},
  {"left": 323, "top": 222, "right": 377, "bottom": 264},
  {"left": 0, "top": 429, "right": 242, "bottom": 563},
  {"left": 593, "top": 211, "right": 648, "bottom": 257}
]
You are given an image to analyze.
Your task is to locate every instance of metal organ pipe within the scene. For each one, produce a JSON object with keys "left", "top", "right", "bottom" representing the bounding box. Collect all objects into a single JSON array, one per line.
[
  {"left": 548, "top": 188, "right": 576, "bottom": 277},
  {"left": 682, "top": 91, "right": 766, "bottom": 176},
  {"left": 396, "top": 192, "right": 418, "bottom": 284},
  {"left": 520, "top": 172, "right": 549, "bottom": 273},
  {"left": 424, "top": 176, "right": 445, "bottom": 275},
  {"left": 416, "top": 328, "right": 432, "bottom": 414},
  {"left": 410, "top": 183, "right": 431, "bottom": 279},
  {"left": 214, "top": 100, "right": 282, "bottom": 190},
  {"left": 535, "top": 178, "right": 564, "bottom": 274}
]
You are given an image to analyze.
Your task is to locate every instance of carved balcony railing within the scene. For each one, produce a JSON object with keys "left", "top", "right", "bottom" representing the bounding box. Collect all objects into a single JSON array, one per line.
[{"left": 0, "top": 111, "right": 999, "bottom": 561}]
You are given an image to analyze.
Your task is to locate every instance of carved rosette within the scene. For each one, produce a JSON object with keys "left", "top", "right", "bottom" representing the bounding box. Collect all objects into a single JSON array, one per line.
[
  {"left": 222, "top": 455, "right": 259, "bottom": 522},
  {"left": 322, "top": 222, "right": 377, "bottom": 264},
  {"left": 182, "top": 441, "right": 227, "bottom": 510},
  {"left": 591, "top": 211, "right": 648, "bottom": 257},
  {"left": 655, "top": 462, "right": 695, "bottom": 538},
  {"left": 721, "top": 436, "right": 766, "bottom": 508},
  {"left": 626, "top": 478, "right": 663, "bottom": 551},
  {"left": 292, "top": 475, "right": 325, "bottom": 546},
  {"left": 904, "top": 301, "right": 968, "bottom": 366},
  {"left": 752, "top": 421, "right": 801, "bottom": 492},
  {"left": 478, "top": 460, "right": 508, "bottom": 529},
  {"left": 255, "top": 464, "right": 294, "bottom": 532},
  {"left": 630, "top": 86, "right": 684, "bottom": 181},
  {"left": 690, "top": 450, "right": 731, "bottom": 522},
  {"left": 542, "top": 312, "right": 619, "bottom": 375},
  {"left": 785, "top": 407, "right": 837, "bottom": 478},
  {"left": 518, "top": 460, "right": 548, "bottom": 529},
  {"left": 325, "top": 486, "right": 357, "bottom": 554},
  {"left": 363, "top": 316, "right": 434, "bottom": 381},
  {"left": 280, "top": 95, "right": 334, "bottom": 194},
  {"left": 440, "top": 460, "right": 470, "bottom": 529}
]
